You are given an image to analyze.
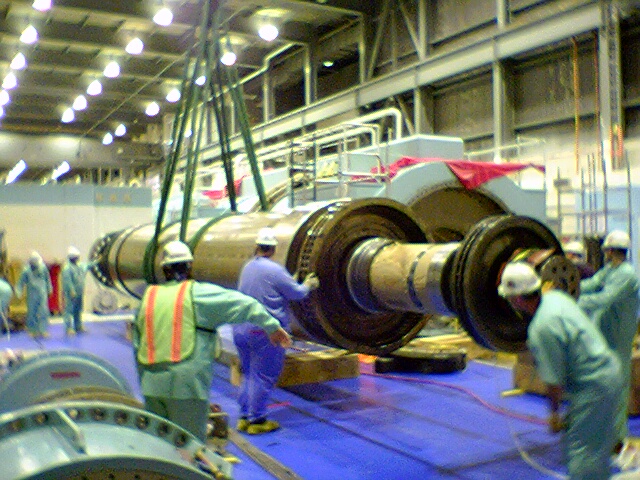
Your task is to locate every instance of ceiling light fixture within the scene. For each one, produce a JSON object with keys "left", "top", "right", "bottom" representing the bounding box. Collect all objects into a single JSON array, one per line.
[
  {"left": 102, "top": 132, "right": 113, "bottom": 145},
  {"left": 153, "top": 7, "right": 173, "bottom": 26},
  {"left": 20, "top": 25, "right": 38, "bottom": 44},
  {"left": 323, "top": 60, "right": 334, "bottom": 68},
  {"left": 166, "top": 88, "right": 180, "bottom": 103},
  {"left": 72, "top": 95, "right": 87, "bottom": 111},
  {"left": 61, "top": 107, "right": 74, "bottom": 123},
  {"left": 51, "top": 161, "right": 70, "bottom": 181},
  {"left": 10, "top": 53, "right": 27, "bottom": 70},
  {"left": 114, "top": 123, "right": 127, "bottom": 137},
  {"left": 220, "top": 50, "right": 237, "bottom": 66},
  {"left": 125, "top": 37, "right": 144, "bottom": 55},
  {"left": 87, "top": 79, "right": 102, "bottom": 96},
  {"left": 195, "top": 75, "right": 206, "bottom": 86},
  {"left": 0, "top": 90, "right": 10, "bottom": 106},
  {"left": 32, "top": 0, "right": 52, "bottom": 11},
  {"left": 6, "top": 159, "right": 27, "bottom": 184},
  {"left": 2, "top": 73, "right": 17, "bottom": 90},
  {"left": 145, "top": 102, "right": 160, "bottom": 116},
  {"left": 104, "top": 61, "right": 120, "bottom": 78},
  {"left": 258, "top": 23, "right": 279, "bottom": 42}
]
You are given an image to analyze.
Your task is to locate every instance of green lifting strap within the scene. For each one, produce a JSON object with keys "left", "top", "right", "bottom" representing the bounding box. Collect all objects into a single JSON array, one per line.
[{"left": 143, "top": 0, "right": 209, "bottom": 284}]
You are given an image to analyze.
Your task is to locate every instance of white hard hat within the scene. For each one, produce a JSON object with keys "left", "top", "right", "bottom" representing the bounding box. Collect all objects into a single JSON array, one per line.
[
  {"left": 161, "top": 241, "right": 193, "bottom": 266},
  {"left": 563, "top": 241, "right": 585, "bottom": 257},
  {"left": 602, "top": 230, "right": 630, "bottom": 250},
  {"left": 256, "top": 227, "right": 278, "bottom": 246},
  {"left": 67, "top": 246, "right": 81, "bottom": 258},
  {"left": 497, "top": 262, "right": 542, "bottom": 297},
  {"left": 29, "top": 251, "right": 42, "bottom": 266}
]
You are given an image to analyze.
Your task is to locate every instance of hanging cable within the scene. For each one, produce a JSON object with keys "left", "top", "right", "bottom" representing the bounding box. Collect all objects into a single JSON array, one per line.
[{"left": 572, "top": 37, "right": 580, "bottom": 174}]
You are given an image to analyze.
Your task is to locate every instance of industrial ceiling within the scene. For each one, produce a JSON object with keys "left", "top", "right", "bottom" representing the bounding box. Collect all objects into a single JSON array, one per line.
[{"left": 0, "top": 0, "right": 369, "bottom": 180}]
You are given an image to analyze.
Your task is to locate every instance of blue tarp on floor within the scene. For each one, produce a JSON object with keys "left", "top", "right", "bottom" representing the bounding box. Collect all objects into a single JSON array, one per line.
[{"left": 2, "top": 319, "right": 638, "bottom": 479}]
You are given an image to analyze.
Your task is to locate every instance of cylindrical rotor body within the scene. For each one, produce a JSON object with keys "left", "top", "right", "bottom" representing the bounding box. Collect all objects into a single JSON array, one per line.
[{"left": 90, "top": 197, "right": 573, "bottom": 354}]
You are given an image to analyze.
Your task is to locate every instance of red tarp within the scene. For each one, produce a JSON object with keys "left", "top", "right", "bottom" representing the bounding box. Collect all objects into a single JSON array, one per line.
[
  {"left": 202, "top": 176, "right": 246, "bottom": 201},
  {"left": 370, "top": 157, "right": 545, "bottom": 189}
]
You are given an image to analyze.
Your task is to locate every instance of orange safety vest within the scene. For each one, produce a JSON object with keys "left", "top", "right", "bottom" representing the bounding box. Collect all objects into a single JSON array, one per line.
[{"left": 136, "top": 281, "right": 196, "bottom": 365}]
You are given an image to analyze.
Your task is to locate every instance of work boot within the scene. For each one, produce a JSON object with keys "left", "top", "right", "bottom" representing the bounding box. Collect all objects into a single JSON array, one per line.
[
  {"left": 40, "top": 332, "right": 50, "bottom": 339},
  {"left": 246, "top": 419, "right": 280, "bottom": 435},
  {"left": 66, "top": 328, "right": 75, "bottom": 336},
  {"left": 236, "top": 417, "right": 249, "bottom": 432}
]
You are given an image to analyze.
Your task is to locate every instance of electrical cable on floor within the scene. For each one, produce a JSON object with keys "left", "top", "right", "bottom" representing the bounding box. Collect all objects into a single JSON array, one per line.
[
  {"left": 490, "top": 356, "right": 568, "bottom": 480},
  {"left": 364, "top": 368, "right": 568, "bottom": 479}
]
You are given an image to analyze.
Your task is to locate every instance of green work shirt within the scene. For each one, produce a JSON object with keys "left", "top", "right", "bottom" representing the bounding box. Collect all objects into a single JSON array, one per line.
[
  {"left": 527, "top": 290, "right": 619, "bottom": 396},
  {"left": 133, "top": 280, "right": 281, "bottom": 400}
]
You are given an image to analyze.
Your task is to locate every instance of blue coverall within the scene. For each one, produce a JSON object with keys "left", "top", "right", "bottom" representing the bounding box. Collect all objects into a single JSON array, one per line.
[
  {"left": 0, "top": 278, "right": 13, "bottom": 329},
  {"left": 16, "top": 263, "right": 52, "bottom": 336},
  {"left": 61, "top": 261, "right": 90, "bottom": 333},
  {"left": 133, "top": 280, "right": 281, "bottom": 441},
  {"left": 578, "top": 261, "right": 640, "bottom": 443},
  {"left": 233, "top": 257, "right": 310, "bottom": 423},
  {"left": 528, "top": 290, "right": 622, "bottom": 480}
]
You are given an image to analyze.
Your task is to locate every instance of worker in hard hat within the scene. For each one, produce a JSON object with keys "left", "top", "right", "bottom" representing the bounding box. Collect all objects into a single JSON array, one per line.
[
  {"left": 578, "top": 230, "right": 640, "bottom": 455},
  {"left": 132, "top": 240, "right": 291, "bottom": 442},
  {"left": 564, "top": 239, "right": 595, "bottom": 279},
  {"left": 233, "top": 227, "right": 320, "bottom": 435},
  {"left": 0, "top": 271, "right": 13, "bottom": 333},
  {"left": 61, "top": 246, "right": 92, "bottom": 336},
  {"left": 16, "top": 251, "right": 52, "bottom": 338},
  {"left": 498, "top": 261, "right": 621, "bottom": 479}
]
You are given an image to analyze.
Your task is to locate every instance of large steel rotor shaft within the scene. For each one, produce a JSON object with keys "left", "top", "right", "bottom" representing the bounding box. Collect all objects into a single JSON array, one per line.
[{"left": 90, "top": 198, "right": 573, "bottom": 354}]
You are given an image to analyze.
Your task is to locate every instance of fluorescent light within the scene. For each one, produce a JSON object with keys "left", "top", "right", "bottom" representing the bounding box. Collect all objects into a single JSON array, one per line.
[
  {"left": 104, "top": 61, "right": 120, "bottom": 78},
  {"left": 20, "top": 25, "right": 38, "bottom": 44},
  {"left": 61, "top": 108, "right": 74, "bottom": 123},
  {"left": 125, "top": 37, "right": 144, "bottom": 55},
  {"left": 166, "top": 88, "right": 180, "bottom": 103},
  {"left": 0, "top": 90, "right": 9, "bottom": 106},
  {"left": 153, "top": 7, "right": 173, "bottom": 26},
  {"left": 51, "top": 161, "right": 70, "bottom": 181},
  {"left": 220, "top": 51, "right": 237, "bottom": 66},
  {"left": 145, "top": 102, "right": 160, "bottom": 116},
  {"left": 32, "top": 0, "right": 52, "bottom": 11},
  {"left": 102, "top": 132, "right": 113, "bottom": 145},
  {"left": 87, "top": 79, "right": 102, "bottom": 96},
  {"left": 258, "top": 24, "right": 279, "bottom": 42},
  {"left": 6, "top": 160, "right": 27, "bottom": 184},
  {"left": 2, "top": 73, "right": 17, "bottom": 90},
  {"left": 10, "top": 53, "right": 26, "bottom": 70},
  {"left": 72, "top": 95, "right": 87, "bottom": 111},
  {"left": 114, "top": 123, "right": 126, "bottom": 137}
]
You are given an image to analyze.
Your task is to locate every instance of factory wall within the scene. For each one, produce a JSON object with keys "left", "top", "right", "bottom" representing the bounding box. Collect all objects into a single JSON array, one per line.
[{"left": 0, "top": 184, "right": 152, "bottom": 314}]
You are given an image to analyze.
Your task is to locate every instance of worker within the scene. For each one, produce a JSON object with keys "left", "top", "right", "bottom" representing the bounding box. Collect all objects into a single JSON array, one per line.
[
  {"left": 61, "top": 246, "right": 91, "bottom": 336},
  {"left": 0, "top": 274, "right": 13, "bottom": 333},
  {"left": 578, "top": 229, "right": 640, "bottom": 454},
  {"left": 233, "top": 227, "right": 320, "bottom": 435},
  {"left": 498, "top": 262, "right": 621, "bottom": 480},
  {"left": 133, "top": 240, "right": 291, "bottom": 442},
  {"left": 16, "top": 251, "right": 52, "bottom": 338},
  {"left": 564, "top": 239, "right": 595, "bottom": 279}
]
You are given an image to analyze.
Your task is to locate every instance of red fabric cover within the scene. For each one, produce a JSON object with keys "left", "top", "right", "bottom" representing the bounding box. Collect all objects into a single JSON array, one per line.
[
  {"left": 371, "top": 157, "right": 545, "bottom": 189},
  {"left": 48, "top": 263, "right": 61, "bottom": 314},
  {"left": 202, "top": 176, "right": 245, "bottom": 201}
]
